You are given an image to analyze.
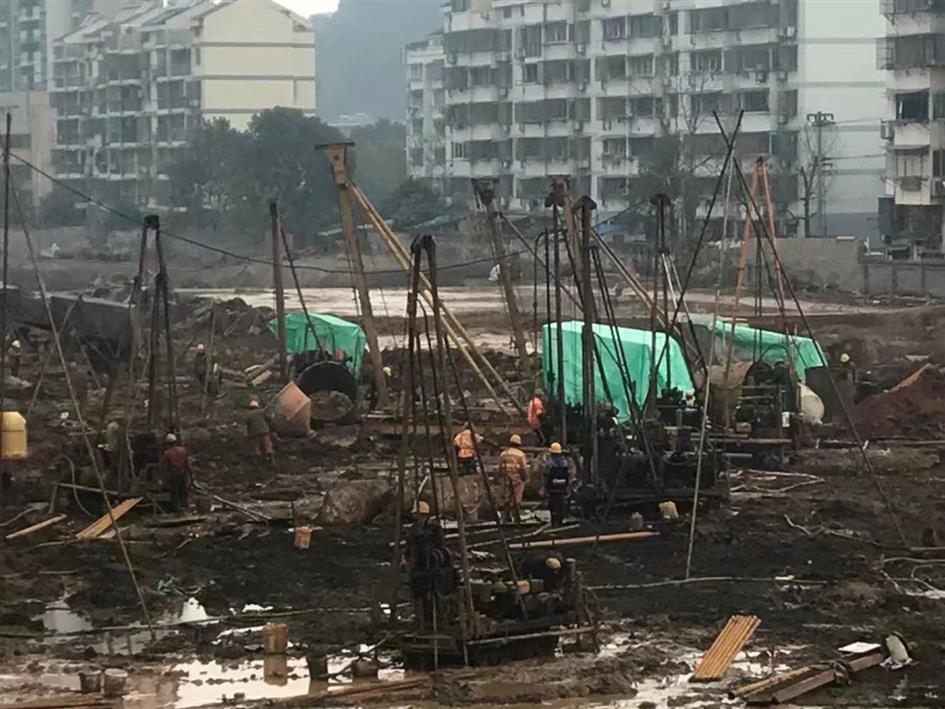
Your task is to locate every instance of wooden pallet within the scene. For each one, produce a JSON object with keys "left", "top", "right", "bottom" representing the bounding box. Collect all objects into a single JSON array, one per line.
[
  {"left": 691, "top": 614, "right": 761, "bottom": 682},
  {"left": 76, "top": 498, "right": 142, "bottom": 540}
]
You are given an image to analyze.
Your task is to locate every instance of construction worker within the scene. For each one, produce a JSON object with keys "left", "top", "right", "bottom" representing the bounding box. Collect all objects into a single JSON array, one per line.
[
  {"left": 193, "top": 343, "right": 221, "bottom": 395},
  {"left": 7, "top": 340, "right": 21, "bottom": 378},
  {"left": 246, "top": 399, "right": 274, "bottom": 464},
  {"left": 544, "top": 442, "right": 570, "bottom": 526},
  {"left": 404, "top": 501, "right": 451, "bottom": 628},
  {"left": 527, "top": 389, "right": 546, "bottom": 445},
  {"left": 161, "top": 433, "right": 190, "bottom": 512},
  {"left": 838, "top": 352, "right": 857, "bottom": 384},
  {"left": 499, "top": 434, "right": 528, "bottom": 523},
  {"left": 453, "top": 421, "right": 481, "bottom": 475},
  {"left": 519, "top": 551, "right": 565, "bottom": 592}
]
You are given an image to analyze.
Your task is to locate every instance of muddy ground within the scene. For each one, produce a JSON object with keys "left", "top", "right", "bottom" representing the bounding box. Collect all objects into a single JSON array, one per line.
[{"left": 1, "top": 289, "right": 945, "bottom": 708}]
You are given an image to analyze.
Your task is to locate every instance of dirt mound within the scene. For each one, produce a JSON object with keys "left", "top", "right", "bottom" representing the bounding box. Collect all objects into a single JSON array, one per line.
[{"left": 849, "top": 365, "right": 945, "bottom": 439}]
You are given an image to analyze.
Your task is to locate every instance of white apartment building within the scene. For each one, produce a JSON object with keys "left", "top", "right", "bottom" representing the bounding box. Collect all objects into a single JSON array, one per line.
[
  {"left": 50, "top": 0, "right": 316, "bottom": 208},
  {"left": 406, "top": 0, "right": 885, "bottom": 239},
  {"left": 879, "top": 0, "right": 945, "bottom": 253}
]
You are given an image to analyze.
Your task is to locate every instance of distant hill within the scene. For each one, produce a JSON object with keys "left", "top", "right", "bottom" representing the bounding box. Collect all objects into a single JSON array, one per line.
[{"left": 313, "top": 0, "right": 443, "bottom": 122}]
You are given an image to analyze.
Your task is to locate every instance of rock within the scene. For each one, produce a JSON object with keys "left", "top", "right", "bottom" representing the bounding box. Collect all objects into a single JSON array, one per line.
[
  {"left": 426, "top": 473, "right": 484, "bottom": 520},
  {"left": 316, "top": 478, "right": 392, "bottom": 525}
]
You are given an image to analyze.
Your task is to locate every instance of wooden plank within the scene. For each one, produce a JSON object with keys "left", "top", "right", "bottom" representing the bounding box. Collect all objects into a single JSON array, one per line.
[
  {"left": 76, "top": 498, "right": 142, "bottom": 540},
  {"left": 0, "top": 697, "right": 113, "bottom": 709},
  {"left": 5, "top": 515, "right": 66, "bottom": 540},
  {"left": 691, "top": 614, "right": 761, "bottom": 682}
]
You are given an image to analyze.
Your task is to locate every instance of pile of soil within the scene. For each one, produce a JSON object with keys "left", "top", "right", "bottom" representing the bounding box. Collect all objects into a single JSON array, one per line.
[{"left": 849, "top": 365, "right": 945, "bottom": 439}]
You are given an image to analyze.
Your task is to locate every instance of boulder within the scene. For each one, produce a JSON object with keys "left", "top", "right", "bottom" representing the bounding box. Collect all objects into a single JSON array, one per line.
[{"left": 316, "top": 478, "right": 391, "bottom": 525}]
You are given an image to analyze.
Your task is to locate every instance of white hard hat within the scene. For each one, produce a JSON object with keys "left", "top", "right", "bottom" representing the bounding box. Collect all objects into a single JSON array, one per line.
[
  {"left": 196, "top": 343, "right": 205, "bottom": 352},
  {"left": 10, "top": 340, "right": 20, "bottom": 349},
  {"left": 164, "top": 433, "right": 177, "bottom": 444}
]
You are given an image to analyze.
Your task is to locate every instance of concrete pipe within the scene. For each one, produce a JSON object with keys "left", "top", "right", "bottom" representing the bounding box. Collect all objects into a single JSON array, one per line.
[{"left": 295, "top": 361, "right": 360, "bottom": 425}]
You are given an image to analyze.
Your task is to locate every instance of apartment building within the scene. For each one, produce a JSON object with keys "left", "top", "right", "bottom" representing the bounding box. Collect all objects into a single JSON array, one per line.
[
  {"left": 50, "top": 0, "right": 316, "bottom": 208},
  {"left": 878, "top": 0, "right": 945, "bottom": 253},
  {"left": 0, "top": 90, "right": 55, "bottom": 206},
  {"left": 405, "top": 0, "right": 884, "bottom": 238}
]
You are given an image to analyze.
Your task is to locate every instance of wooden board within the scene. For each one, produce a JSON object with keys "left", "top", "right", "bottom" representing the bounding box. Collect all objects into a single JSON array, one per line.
[
  {"left": 5, "top": 515, "right": 66, "bottom": 540},
  {"left": 76, "top": 498, "right": 142, "bottom": 540},
  {"left": 691, "top": 614, "right": 761, "bottom": 682}
]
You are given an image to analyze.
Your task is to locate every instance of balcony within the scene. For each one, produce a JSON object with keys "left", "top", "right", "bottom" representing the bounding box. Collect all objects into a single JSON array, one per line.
[{"left": 881, "top": 0, "right": 945, "bottom": 14}]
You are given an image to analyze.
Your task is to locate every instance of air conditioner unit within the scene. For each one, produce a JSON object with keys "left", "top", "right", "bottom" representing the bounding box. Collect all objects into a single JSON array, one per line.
[
  {"left": 502, "top": 124, "right": 511, "bottom": 134},
  {"left": 447, "top": 54, "right": 457, "bottom": 64},
  {"left": 778, "top": 114, "right": 789, "bottom": 125},
  {"left": 778, "top": 71, "right": 789, "bottom": 81},
  {"left": 575, "top": 121, "right": 584, "bottom": 131},
  {"left": 755, "top": 69, "right": 768, "bottom": 83},
  {"left": 880, "top": 120, "right": 894, "bottom": 140},
  {"left": 933, "top": 178, "right": 945, "bottom": 197},
  {"left": 499, "top": 87, "right": 508, "bottom": 97},
  {"left": 576, "top": 43, "right": 586, "bottom": 54},
  {"left": 782, "top": 25, "right": 796, "bottom": 38},
  {"left": 602, "top": 120, "right": 612, "bottom": 130},
  {"left": 502, "top": 159, "right": 512, "bottom": 168},
  {"left": 578, "top": 82, "right": 587, "bottom": 92}
]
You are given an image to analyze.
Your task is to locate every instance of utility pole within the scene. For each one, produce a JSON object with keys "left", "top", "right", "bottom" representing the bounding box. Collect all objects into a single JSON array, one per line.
[
  {"left": 472, "top": 179, "right": 529, "bottom": 368},
  {"left": 269, "top": 200, "right": 288, "bottom": 381},
  {"left": 806, "top": 111, "right": 834, "bottom": 237},
  {"left": 576, "top": 195, "right": 598, "bottom": 485},
  {"left": 319, "top": 143, "right": 390, "bottom": 408}
]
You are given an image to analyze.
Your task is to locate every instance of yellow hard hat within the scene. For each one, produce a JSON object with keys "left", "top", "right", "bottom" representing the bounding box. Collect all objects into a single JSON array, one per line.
[
  {"left": 196, "top": 343, "right": 205, "bottom": 352},
  {"left": 509, "top": 434, "right": 522, "bottom": 446},
  {"left": 10, "top": 340, "right": 20, "bottom": 349},
  {"left": 545, "top": 556, "right": 561, "bottom": 570},
  {"left": 249, "top": 399, "right": 260, "bottom": 408},
  {"left": 839, "top": 352, "right": 850, "bottom": 364},
  {"left": 549, "top": 442, "right": 563, "bottom": 454},
  {"left": 413, "top": 500, "right": 430, "bottom": 515}
]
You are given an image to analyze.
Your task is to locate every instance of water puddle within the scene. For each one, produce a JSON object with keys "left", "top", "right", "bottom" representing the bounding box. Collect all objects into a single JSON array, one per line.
[{"left": 36, "top": 597, "right": 210, "bottom": 656}]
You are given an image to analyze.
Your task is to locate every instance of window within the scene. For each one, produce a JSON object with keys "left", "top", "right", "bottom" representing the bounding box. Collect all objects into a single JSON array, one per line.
[
  {"left": 739, "top": 90, "right": 769, "bottom": 112},
  {"left": 690, "top": 6, "right": 726, "bottom": 33},
  {"left": 409, "top": 63, "right": 423, "bottom": 81},
  {"left": 523, "top": 63, "right": 539, "bottom": 83},
  {"left": 668, "top": 12, "right": 678, "bottom": 35},
  {"left": 628, "top": 14, "right": 661, "bottom": 38},
  {"left": 451, "top": 0, "right": 468, "bottom": 10},
  {"left": 692, "top": 92, "right": 723, "bottom": 115},
  {"left": 194, "top": 48, "right": 201, "bottom": 66},
  {"left": 602, "top": 137, "right": 626, "bottom": 157},
  {"left": 502, "top": 6, "right": 512, "bottom": 18},
  {"left": 933, "top": 92, "right": 945, "bottom": 119},
  {"left": 660, "top": 52, "right": 679, "bottom": 77},
  {"left": 451, "top": 142, "right": 467, "bottom": 159},
  {"left": 629, "top": 137, "right": 654, "bottom": 159},
  {"left": 692, "top": 49, "right": 721, "bottom": 73},
  {"left": 897, "top": 91, "right": 929, "bottom": 121},
  {"left": 469, "top": 66, "right": 492, "bottom": 86},
  {"left": 602, "top": 17, "right": 625, "bottom": 40},
  {"left": 628, "top": 54, "right": 654, "bottom": 76},
  {"left": 629, "top": 96, "right": 654, "bottom": 116},
  {"left": 410, "top": 148, "right": 424, "bottom": 167},
  {"left": 935, "top": 150, "right": 945, "bottom": 178},
  {"left": 544, "top": 21, "right": 570, "bottom": 44},
  {"left": 605, "top": 55, "right": 626, "bottom": 80}
]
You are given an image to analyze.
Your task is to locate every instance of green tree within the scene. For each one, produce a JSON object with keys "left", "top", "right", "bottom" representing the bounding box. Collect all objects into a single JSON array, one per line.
[
  {"left": 166, "top": 118, "right": 254, "bottom": 231},
  {"left": 381, "top": 178, "right": 447, "bottom": 228},
  {"left": 349, "top": 120, "right": 407, "bottom": 206},
  {"left": 37, "top": 185, "right": 83, "bottom": 227},
  {"left": 247, "top": 107, "right": 347, "bottom": 236}
]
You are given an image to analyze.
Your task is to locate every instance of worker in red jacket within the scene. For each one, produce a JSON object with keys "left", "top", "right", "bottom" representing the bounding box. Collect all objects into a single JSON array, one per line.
[{"left": 161, "top": 433, "right": 190, "bottom": 512}]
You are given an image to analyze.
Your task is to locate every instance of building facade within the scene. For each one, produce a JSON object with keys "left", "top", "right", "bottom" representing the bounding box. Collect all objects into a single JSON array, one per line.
[
  {"left": 879, "top": 0, "right": 945, "bottom": 253},
  {"left": 405, "top": 0, "right": 884, "bottom": 238},
  {"left": 50, "top": 0, "right": 316, "bottom": 208},
  {"left": 0, "top": 90, "right": 55, "bottom": 206}
]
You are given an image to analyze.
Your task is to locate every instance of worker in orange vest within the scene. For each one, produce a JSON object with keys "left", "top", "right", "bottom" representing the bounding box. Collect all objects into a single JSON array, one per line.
[
  {"left": 452, "top": 421, "right": 482, "bottom": 475},
  {"left": 527, "top": 389, "right": 546, "bottom": 445}
]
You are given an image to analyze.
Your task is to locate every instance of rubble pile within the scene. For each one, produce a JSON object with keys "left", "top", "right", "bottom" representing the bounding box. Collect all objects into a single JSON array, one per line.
[{"left": 849, "top": 365, "right": 945, "bottom": 439}]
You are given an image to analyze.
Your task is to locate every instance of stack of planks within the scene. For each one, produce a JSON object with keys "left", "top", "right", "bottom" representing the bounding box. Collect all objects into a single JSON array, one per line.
[
  {"left": 75, "top": 498, "right": 142, "bottom": 540},
  {"left": 691, "top": 614, "right": 762, "bottom": 682}
]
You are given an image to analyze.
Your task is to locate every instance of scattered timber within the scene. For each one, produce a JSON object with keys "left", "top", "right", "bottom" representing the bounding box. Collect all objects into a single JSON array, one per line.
[
  {"left": 75, "top": 498, "right": 142, "bottom": 540},
  {"left": 691, "top": 614, "right": 761, "bottom": 682},
  {"left": 507, "top": 531, "right": 658, "bottom": 550},
  {"left": 5, "top": 514, "right": 66, "bottom": 540}
]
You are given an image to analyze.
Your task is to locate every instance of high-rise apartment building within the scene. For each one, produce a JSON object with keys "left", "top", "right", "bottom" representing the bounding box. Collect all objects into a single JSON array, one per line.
[
  {"left": 405, "top": 0, "right": 884, "bottom": 238},
  {"left": 50, "top": 0, "right": 316, "bottom": 208},
  {"left": 878, "top": 0, "right": 945, "bottom": 253}
]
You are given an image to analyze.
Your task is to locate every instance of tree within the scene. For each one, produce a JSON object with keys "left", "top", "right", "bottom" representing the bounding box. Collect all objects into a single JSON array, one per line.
[
  {"left": 795, "top": 121, "right": 838, "bottom": 237},
  {"left": 166, "top": 118, "right": 254, "bottom": 231},
  {"left": 349, "top": 120, "right": 407, "bottom": 206},
  {"left": 381, "top": 178, "right": 447, "bottom": 228},
  {"left": 37, "top": 185, "right": 83, "bottom": 227},
  {"left": 247, "top": 107, "right": 347, "bottom": 235}
]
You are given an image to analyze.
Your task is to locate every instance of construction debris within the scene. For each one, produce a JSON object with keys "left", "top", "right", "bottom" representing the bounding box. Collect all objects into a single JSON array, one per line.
[
  {"left": 4, "top": 514, "right": 66, "bottom": 540},
  {"left": 75, "top": 498, "right": 142, "bottom": 540}
]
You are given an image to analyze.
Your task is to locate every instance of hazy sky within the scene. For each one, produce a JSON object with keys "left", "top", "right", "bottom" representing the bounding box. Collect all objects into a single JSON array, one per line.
[{"left": 275, "top": 0, "right": 340, "bottom": 15}]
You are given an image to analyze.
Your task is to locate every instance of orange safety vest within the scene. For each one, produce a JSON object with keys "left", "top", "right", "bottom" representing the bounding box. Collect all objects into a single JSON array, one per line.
[
  {"left": 527, "top": 396, "right": 544, "bottom": 428},
  {"left": 453, "top": 429, "right": 479, "bottom": 458}
]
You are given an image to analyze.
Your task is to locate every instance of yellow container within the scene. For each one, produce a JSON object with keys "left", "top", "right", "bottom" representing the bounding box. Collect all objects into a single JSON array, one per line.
[{"left": 1, "top": 411, "right": 27, "bottom": 460}]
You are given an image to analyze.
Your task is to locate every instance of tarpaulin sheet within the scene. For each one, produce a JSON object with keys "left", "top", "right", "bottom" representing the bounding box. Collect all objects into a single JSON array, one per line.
[
  {"left": 269, "top": 312, "right": 366, "bottom": 373},
  {"left": 708, "top": 317, "right": 825, "bottom": 382},
  {"left": 541, "top": 321, "right": 693, "bottom": 423}
]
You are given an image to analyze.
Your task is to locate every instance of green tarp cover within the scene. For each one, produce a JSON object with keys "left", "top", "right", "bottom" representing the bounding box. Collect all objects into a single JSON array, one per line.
[
  {"left": 709, "top": 317, "right": 825, "bottom": 381},
  {"left": 541, "top": 321, "right": 693, "bottom": 423},
  {"left": 269, "top": 312, "right": 366, "bottom": 372}
]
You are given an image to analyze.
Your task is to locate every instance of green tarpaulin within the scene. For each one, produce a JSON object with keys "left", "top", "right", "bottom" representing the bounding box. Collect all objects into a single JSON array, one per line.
[
  {"left": 268, "top": 312, "right": 366, "bottom": 373},
  {"left": 541, "top": 321, "right": 693, "bottom": 423},
  {"left": 706, "top": 317, "right": 825, "bottom": 382}
]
